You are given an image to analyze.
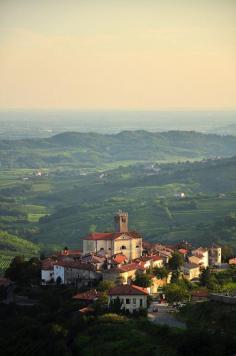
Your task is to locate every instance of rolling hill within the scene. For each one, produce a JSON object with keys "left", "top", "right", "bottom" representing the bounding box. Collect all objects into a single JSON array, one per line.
[{"left": 1, "top": 130, "right": 236, "bottom": 168}]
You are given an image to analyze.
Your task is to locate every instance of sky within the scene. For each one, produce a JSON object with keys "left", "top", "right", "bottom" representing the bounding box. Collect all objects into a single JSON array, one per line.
[{"left": 0, "top": 0, "right": 235, "bottom": 110}]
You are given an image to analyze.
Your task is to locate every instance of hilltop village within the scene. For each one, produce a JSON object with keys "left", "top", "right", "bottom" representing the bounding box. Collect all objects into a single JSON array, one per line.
[{"left": 38, "top": 210, "right": 236, "bottom": 313}]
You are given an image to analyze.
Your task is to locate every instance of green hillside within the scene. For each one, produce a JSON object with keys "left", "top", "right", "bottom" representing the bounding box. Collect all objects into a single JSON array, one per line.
[
  {"left": 0, "top": 231, "right": 40, "bottom": 274},
  {"left": 1, "top": 130, "right": 236, "bottom": 168},
  {"left": 0, "top": 131, "right": 236, "bottom": 262}
]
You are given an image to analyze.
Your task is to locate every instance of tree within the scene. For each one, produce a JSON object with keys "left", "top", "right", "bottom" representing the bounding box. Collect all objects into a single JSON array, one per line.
[
  {"left": 200, "top": 267, "right": 219, "bottom": 291},
  {"left": 5, "top": 256, "right": 41, "bottom": 285},
  {"left": 163, "top": 283, "right": 190, "bottom": 304},
  {"left": 154, "top": 266, "right": 169, "bottom": 280},
  {"left": 134, "top": 272, "right": 152, "bottom": 288},
  {"left": 109, "top": 297, "right": 123, "bottom": 313},
  {"left": 168, "top": 252, "right": 184, "bottom": 271},
  {"left": 97, "top": 280, "right": 115, "bottom": 292},
  {"left": 170, "top": 270, "right": 180, "bottom": 283}
]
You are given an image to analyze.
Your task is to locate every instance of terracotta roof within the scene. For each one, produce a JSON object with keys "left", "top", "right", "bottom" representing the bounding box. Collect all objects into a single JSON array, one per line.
[
  {"left": 150, "top": 255, "right": 163, "bottom": 261},
  {"left": 54, "top": 261, "right": 96, "bottom": 271},
  {"left": 188, "top": 256, "right": 202, "bottom": 265},
  {"left": 178, "top": 249, "right": 188, "bottom": 254},
  {"left": 108, "top": 284, "right": 149, "bottom": 296},
  {"left": 83, "top": 231, "right": 141, "bottom": 241},
  {"left": 118, "top": 263, "right": 138, "bottom": 273},
  {"left": 73, "top": 289, "right": 101, "bottom": 301},
  {"left": 41, "top": 258, "right": 56, "bottom": 270},
  {"left": 112, "top": 254, "right": 127, "bottom": 264}
]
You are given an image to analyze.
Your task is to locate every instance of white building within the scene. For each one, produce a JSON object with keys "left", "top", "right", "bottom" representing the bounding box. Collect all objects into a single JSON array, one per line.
[
  {"left": 209, "top": 245, "right": 221, "bottom": 265},
  {"left": 191, "top": 247, "right": 209, "bottom": 268},
  {"left": 41, "top": 258, "right": 55, "bottom": 283},
  {"left": 53, "top": 261, "right": 101, "bottom": 286},
  {"left": 108, "top": 284, "right": 149, "bottom": 313},
  {"left": 82, "top": 211, "right": 142, "bottom": 261}
]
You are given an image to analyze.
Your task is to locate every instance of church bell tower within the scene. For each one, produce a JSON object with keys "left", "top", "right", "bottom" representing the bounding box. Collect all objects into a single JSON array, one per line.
[{"left": 114, "top": 210, "right": 128, "bottom": 233}]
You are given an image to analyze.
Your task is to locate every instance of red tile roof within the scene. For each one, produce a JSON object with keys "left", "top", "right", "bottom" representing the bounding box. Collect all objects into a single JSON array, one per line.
[
  {"left": 108, "top": 284, "right": 149, "bottom": 296},
  {"left": 83, "top": 231, "right": 141, "bottom": 241},
  {"left": 112, "top": 254, "right": 127, "bottom": 264},
  {"left": 150, "top": 255, "right": 163, "bottom": 261},
  {"left": 54, "top": 261, "right": 96, "bottom": 271},
  {"left": 178, "top": 249, "right": 188, "bottom": 254},
  {"left": 57, "top": 249, "right": 82, "bottom": 256},
  {"left": 41, "top": 258, "right": 56, "bottom": 271},
  {"left": 73, "top": 289, "right": 101, "bottom": 301},
  {"left": 118, "top": 263, "right": 138, "bottom": 273}
]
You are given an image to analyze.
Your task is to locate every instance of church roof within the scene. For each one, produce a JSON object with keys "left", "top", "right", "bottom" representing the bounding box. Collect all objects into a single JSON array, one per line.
[{"left": 83, "top": 231, "right": 141, "bottom": 241}]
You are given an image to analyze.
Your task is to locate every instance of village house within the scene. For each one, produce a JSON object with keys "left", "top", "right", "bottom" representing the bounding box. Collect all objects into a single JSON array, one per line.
[
  {"left": 182, "top": 262, "right": 200, "bottom": 281},
  {"left": 108, "top": 284, "right": 149, "bottom": 313},
  {"left": 208, "top": 244, "right": 221, "bottom": 265},
  {"left": 41, "top": 258, "right": 56, "bottom": 283},
  {"left": 82, "top": 211, "right": 142, "bottom": 261},
  {"left": 229, "top": 257, "right": 236, "bottom": 265},
  {"left": 134, "top": 255, "right": 164, "bottom": 269},
  {"left": 53, "top": 261, "right": 102, "bottom": 286},
  {"left": 102, "top": 262, "right": 142, "bottom": 285},
  {"left": 191, "top": 247, "right": 209, "bottom": 268}
]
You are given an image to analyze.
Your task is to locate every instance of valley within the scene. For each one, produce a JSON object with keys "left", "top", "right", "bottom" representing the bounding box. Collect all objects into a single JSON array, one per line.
[{"left": 0, "top": 130, "right": 236, "bottom": 273}]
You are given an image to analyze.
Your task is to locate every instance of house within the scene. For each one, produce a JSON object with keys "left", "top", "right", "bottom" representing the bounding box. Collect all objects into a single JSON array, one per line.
[
  {"left": 41, "top": 258, "right": 56, "bottom": 283},
  {"left": 134, "top": 255, "right": 164, "bottom": 270},
  {"left": 82, "top": 211, "right": 142, "bottom": 261},
  {"left": 57, "top": 249, "right": 82, "bottom": 261},
  {"left": 182, "top": 262, "right": 200, "bottom": 281},
  {"left": 103, "top": 262, "right": 140, "bottom": 285},
  {"left": 191, "top": 247, "right": 209, "bottom": 268},
  {"left": 209, "top": 245, "right": 221, "bottom": 265},
  {"left": 229, "top": 257, "right": 236, "bottom": 265},
  {"left": 53, "top": 261, "right": 101, "bottom": 286},
  {"left": 81, "top": 253, "right": 106, "bottom": 270},
  {"left": 108, "top": 284, "right": 149, "bottom": 313}
]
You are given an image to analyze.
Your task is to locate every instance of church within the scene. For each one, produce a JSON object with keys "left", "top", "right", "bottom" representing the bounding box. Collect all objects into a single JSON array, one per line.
[{"left": 82, "top": 210, "right": 142, "bottom": 262}]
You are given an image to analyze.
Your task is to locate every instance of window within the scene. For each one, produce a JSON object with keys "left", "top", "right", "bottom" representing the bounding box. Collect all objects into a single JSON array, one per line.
[
  {"left": 133, "top": 298, "right": 136, "bottom": 304},
  {"left": 136, "top": 245, "right": 139, "bottom": 248},
  {"left": 108, "top": 248, "right": 112, "bottom": 250},
  {"left": 140, "top": 299, "right": 143, "bottom": 307},
  {"left": 121, "top": 245, "right": 126, "bottom": 250},
  {"left": 100, "top": 248, "right": 104, "bottom": 251},
  {"left": 126, "top": 298, "right": 130, "bottom": 304}
]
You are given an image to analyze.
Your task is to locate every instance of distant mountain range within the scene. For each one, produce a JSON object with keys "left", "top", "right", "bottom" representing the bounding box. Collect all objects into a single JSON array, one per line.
[
  {"left": 209, "top": 124, "right": 236, "bottom": 136},
  {"left": 1, "top": 130, "right": 236, "bottom": 168}
]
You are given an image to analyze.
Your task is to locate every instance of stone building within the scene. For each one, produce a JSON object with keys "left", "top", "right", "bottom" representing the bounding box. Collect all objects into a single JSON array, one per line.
[{"left": 82, "top": 211, "right": 142, "bottom": 261}]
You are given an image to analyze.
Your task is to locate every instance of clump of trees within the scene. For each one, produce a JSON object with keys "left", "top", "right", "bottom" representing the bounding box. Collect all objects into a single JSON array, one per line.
[{"left": 5, "top": 256, "right": 41, "bottom": 285}]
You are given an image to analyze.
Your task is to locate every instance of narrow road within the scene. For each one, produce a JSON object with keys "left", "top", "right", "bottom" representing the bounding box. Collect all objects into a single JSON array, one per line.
[{"left": 148, "top": 302, "right": 186, "bottom": 329}]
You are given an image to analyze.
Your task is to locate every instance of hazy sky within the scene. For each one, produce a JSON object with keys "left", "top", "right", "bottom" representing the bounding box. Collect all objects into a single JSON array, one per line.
[{"left": 0, "top": 0, "right": 235, "bottom": 110}]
